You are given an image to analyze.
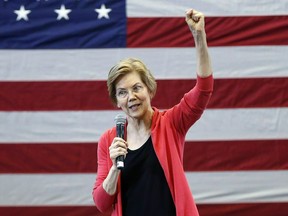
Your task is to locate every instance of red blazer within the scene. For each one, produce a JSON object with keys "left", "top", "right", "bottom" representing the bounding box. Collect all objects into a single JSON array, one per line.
[{"left": 93, "top": 75, "right": 213, "bottom": 216}]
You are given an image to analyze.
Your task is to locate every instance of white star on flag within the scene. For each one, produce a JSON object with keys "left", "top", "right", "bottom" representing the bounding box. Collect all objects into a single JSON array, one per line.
[
  {"left": 54, "top": 4, "right": 72, "bottom": 20},
  {"left": 95, "top": 4, "right": 112, "bottom": 19},
  {"left": 14, "top": 5, "right": 31, "bottom": 21}
]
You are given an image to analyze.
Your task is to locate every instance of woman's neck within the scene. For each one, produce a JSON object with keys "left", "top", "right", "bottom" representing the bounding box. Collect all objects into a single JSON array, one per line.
[{"left": 127, "top": 108, "right": 154, "bottom": 136}]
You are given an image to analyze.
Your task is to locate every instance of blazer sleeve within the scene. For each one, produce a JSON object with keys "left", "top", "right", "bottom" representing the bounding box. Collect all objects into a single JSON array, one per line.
[
  {"left": 167, "top": 74, "right": 213, "bottom": 137},
  {"left": 92, "top": 130, "right": 116, "bottom": 213}
]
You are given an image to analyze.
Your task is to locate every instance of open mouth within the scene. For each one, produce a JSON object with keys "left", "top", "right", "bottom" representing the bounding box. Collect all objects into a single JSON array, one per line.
[{"left": 129, "top": 104, "right": 140, "bottom": 110}]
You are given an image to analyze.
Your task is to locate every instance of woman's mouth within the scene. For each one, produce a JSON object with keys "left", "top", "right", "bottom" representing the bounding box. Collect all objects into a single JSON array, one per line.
[{"left": 129, "top": 104, "right": 140, "bottom": 111}]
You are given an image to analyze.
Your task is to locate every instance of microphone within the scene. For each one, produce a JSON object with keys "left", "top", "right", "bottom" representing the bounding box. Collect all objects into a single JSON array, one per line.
[{"left": 114, "top": 114, "right": 126, "bottom": 170}]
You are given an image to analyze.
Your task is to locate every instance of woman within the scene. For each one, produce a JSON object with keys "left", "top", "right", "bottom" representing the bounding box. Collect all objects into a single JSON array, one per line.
[{"left": 93, "top": 8, "right": 213, "bottom": 216}]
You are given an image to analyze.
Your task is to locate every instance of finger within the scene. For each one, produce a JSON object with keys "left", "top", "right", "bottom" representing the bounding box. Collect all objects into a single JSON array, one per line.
[
  {"left": 185, "top": 9, "right": 194, "bottom": 21},
  {"left": 110, "top": 148, "right": 128, "bottom": 160},
  {"left": 110, "top": 138, "right": 127, "bottom": 149},
  {"left": 113, "top": 137, "right": 128, "bottom": 146},
  {"left": 110, "top": 148, "right": 127, "bottom": 156},
  {"left": 109, "top": 140, "right": 128, "bottom": 154},
  {"left": 113, "top": 137, "right": 126, "bottom": 143},
  {"left": 193, "top": 11, "right": 204, "bottom": 20},
  {"left": 115, "top": 141, "right": 128, "bottom": 149},
  {"left": 185, "top": 9, "right": 193, "bottom": 16},
  {"left": 186, "top": 9, "right": 203, "bottom": 23}
]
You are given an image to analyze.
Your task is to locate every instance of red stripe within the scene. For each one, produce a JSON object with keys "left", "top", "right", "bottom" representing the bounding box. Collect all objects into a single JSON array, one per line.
[
  {"left": 1, "top": 77, "right": 287, "bottom": 111},
  {"left": 197, "top": 203, "right": 288, "bottom": 216},
  {"left": 0, "top": 206, "right": 108, "bottom": 216},
  {"left": 1, "top": 140, "right": 287, "bottom": 173},
  {"left": 0, "top": 143, "right": 97, "bottom": 173},
  {"left": 0, "top": 81, "right": 113, "bottom": 111},
  {"left": 127, "top": 16, "right": 288, "bottom": 47},
  {"left": 1, "top": 203, "right": 288, "bottom": 216},
  {"left": 183, "top": 139, "right": 288, "bottom": 171}
]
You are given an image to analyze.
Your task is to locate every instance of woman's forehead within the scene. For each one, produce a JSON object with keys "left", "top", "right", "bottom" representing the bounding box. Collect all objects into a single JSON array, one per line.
[{"left": 116, "top": 72, "right": 143, "bottom": 88}]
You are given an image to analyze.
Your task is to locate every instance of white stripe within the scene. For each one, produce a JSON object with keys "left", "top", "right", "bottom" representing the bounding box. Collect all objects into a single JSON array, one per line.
[
  {"left": 189, "top": 108, "right": 288, "bottom": 141},
  {"left": 0, "top": 46, "right": 287, "bottom": 81},
  {"left": 0, "top": 174, "right": 95, "bottom": 206},
  {"left": 1, "top": 108, "right": 287, "bottom": 143},
  {"left": 187, "top": 171, "right": 288, "bottom": 203},
  {"left": 0, "top": 171, "right": 287, "bottom": 205},
  {"left": 127, "top": 0, "right": 288, "bottom": 17}
]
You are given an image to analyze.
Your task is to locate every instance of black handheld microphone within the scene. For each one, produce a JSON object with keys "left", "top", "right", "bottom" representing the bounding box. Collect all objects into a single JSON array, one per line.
[{"left": 114, "top": 114, "right": 126, "bottom": 170}]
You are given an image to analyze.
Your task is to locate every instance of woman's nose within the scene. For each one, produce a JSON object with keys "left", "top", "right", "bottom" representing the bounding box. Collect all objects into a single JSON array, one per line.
[{"left": 127, "top": 90, "right": 136, "bottom": 100}]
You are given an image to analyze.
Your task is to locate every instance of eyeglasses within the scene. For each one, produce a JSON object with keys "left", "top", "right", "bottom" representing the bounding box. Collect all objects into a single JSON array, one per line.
[{"left": 116, "top": 84, "right": 144, "bottom": 99}]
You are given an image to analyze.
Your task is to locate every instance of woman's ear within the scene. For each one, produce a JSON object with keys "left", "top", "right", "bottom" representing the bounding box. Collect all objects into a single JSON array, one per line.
[{"left": 149, "top": 91, "right": 154, "bottom": 100}]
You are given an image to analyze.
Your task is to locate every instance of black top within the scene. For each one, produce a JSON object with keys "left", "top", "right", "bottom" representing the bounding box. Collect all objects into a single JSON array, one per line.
[{"left": 121, "top": 137, "right": 176, "bottom": 216}]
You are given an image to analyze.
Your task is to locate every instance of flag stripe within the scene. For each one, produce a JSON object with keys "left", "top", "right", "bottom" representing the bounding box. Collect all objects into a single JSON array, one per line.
[
  {"left": 1, "top": 203, "right": 288, "bottom": 216},
  {"left": 1, "top": 77, "right": 288, "bottom": 111},
  {"left": 0, "top": 207, "right": 105, "bottom": 216},
  {"left": 187, "top": 171, "right": 288, "bottom": 203},
  {"left": 127, "top": 16, "right": 288, "bottom": 47},
  {"left": 0, "top": 171, "right": 287, "bottom": 205},
  {"left": 1, "top": 108, "right": 287, "bottom": 143},
  {"left": 127, "top": 0, "right": 288, "bottom": 17},
  {"left": 0, "top": 143, "right": 98, "bottom": 174},
  {"left": 1, "top": 46, "right": 287, "bottom": 81},
  {"left": 1, "top": 140, "right": 287, "bottom": 174},
  {"left": 197, "top": 203, "right": 288, "bottom": 216},
  {"left": 183, "top": 140, "right": 288, "bottom": 171}
]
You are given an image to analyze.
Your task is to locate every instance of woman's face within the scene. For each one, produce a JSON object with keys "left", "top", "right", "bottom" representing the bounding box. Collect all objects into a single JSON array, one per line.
[{"left": 115, "top": 71, "right": 153, "bottom": 119}]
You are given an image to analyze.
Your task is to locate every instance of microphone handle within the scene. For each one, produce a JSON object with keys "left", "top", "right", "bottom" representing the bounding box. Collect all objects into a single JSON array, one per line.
[{"left": 116, "top": 123, "right": 125, "bottom": 170}]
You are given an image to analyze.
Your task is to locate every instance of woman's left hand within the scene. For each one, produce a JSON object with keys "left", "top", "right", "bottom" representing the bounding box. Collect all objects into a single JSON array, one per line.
[{"left": 185, "top": 9, "right": 205, "bottom": 33}]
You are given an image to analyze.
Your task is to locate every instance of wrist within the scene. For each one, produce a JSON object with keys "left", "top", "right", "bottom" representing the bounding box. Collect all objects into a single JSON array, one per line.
[
  {"left": 193, "top": 31, "right": 207, "bottom": 47},
  {"left": 111, "top": 164, "right": 120, "bottom": 172}
]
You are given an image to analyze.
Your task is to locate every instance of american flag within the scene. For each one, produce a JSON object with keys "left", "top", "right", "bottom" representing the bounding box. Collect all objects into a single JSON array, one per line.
[{"left": 0, "top": 0, "right": 288, "bottom": 215}]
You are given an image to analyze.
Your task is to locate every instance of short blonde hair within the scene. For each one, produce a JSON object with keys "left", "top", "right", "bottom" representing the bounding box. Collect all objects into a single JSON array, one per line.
[{"left": 107, "top": 58, "right": 157, "bottom": 105}]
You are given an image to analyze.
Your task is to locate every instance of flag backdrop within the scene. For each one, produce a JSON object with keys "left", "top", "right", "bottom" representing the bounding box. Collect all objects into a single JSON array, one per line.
[{"left": 0, "top": 0, "right": 288, "bottom": 215}]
